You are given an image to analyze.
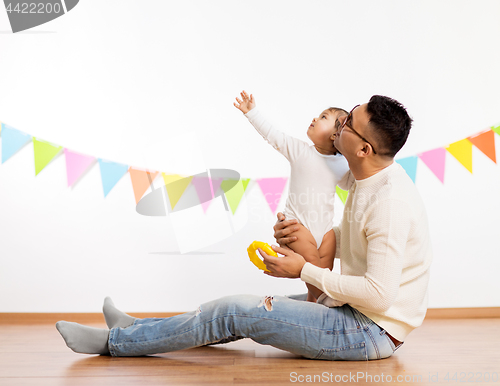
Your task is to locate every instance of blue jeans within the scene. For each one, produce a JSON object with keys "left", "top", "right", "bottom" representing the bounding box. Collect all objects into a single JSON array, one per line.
[{"left": 108, "top": 294, "right": 398, "bottom": 360}]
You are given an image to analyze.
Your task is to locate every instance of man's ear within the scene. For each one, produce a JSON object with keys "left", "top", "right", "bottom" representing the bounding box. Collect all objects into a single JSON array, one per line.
[{"left": 356, "top": 145, "right": 371, "bottom": 158}]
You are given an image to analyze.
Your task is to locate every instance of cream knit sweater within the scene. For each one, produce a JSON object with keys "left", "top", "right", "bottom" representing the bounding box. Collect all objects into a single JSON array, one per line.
[{"left": 301, "top": 162, "right": 432, "bottom": 342}]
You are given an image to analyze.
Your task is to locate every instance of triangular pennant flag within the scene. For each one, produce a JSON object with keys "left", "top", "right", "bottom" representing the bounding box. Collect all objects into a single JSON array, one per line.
[
  {"left": 221, "top": 178, "right": 251, "bottom": 214},
  {"left": 33, "top": 138, "right": 63, "bottom": 176},
  {"left": 210, "top": 177, "right": 224, "bottom": 197},
  {"left": 64, "top": 149, "right": 96, "bottom": 187},
  {"left": 492, "top": 125, "right": 500, "bottom": 136},
  {"left": 467, "top": 130, "right": 496, "bottom": 164},
  {"left": 256, "top": 177, "right": 288, "bottom": 214},
  {"left": 396, "top": 155, "right": 418, "bottom": 183},
  {"left": 0, "top": 122, "right": 2, "bottom": 136},
  {"left": 335, "top": 186, "right": 349, "bottom": 205},
  {"left": 1, "top": 124, "right": 32, "bottom": 164},
  {"left": 98, "top": 159, "right": 130, "bottom": 197},
  {"left": 418, "top": 148, "right": 446, "bottom": 183},
  {"left": 129, "top": 168, "right": 159, "bottom": 204},
  {"left": 198, "top": 177, "right": 224, "bottom": 213},
  {"left": 191, "top": 176, "right": 213, "bottom": 213},
  {"left": 241, "top": 178, "right": 251, "bottom": 191},
  {"left": 162, "top": 173, "right": 193, "bottom": 209},
  {"left": 446, "top": 138, "right": 473, "bottom": 173}
]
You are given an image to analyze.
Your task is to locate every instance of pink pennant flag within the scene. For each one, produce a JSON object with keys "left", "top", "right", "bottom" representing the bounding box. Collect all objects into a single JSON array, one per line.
[
  {"left": 210, "top": 177, "right": 224, "bottom": 197},
  {"left": 191, "top": 177, "right": 212, "bottom": 213},
  {"left": 418, "top": 148, "right": 446, "bottom": 183},
  {"left": 256, "top": 177, "right": 288, "bottom": 214},
  {"left": 64, "top": 149, "right": 96, "bottom": 187},
  {"left": 192, "top": 177, "right": 225, "bottom": 213}
]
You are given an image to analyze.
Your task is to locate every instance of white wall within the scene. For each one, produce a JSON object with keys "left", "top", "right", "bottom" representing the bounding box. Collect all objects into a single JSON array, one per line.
[{"left": 0, "top": 0, "right": 499, "bottom": 312}]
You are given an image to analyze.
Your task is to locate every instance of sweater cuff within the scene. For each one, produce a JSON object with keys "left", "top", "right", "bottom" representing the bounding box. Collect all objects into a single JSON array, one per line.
[
  {"left": 300, "top": 262, "right": 326, "bottom": 290},
  {"left": 244, "top": 106, "right": 258, "bottom": 119}
]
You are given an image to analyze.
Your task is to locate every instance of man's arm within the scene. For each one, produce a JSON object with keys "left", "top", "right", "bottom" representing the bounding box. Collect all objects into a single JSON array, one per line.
[{"left": 301, "top": 199, "right": 411, "bottom": 312}]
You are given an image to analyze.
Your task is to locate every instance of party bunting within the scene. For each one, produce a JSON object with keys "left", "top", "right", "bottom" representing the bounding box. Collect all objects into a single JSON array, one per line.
[
  {"left": 221, "top": 178, "right": 251, "bottom": 214},
  {"left": 1, "top": 124, "right": 32, "bottom": 164},
  {"left": 256, "top": 177, "right": 288, "bottom": 214},
  {"left": 98, "top": 159, "right": 130, "bottom": 197},
  {"left": 335, "top": 186, "right": 348, "bottom": 205},
  {"left": 396, "top": 155, "right": 418, "bottom": 183},
  {"left": 418, "top": 148, "right": 446, "bottom": 183},
  {"left": 191, "top": 176, "right": 212, "bottom": 212},
  {"left": 33, "top": 138, "right": 63, "bottom": 176},
  {"left": 205, "top": 177, "right": 223, "bottom": 213},
  {"left": 446, "top": 139, "right": 473, "bottom": 173},
  {"left": 162, "top": 173, "right": 193, "bottom": 210},
  {"left": 129, "top": 168, "right": 159, "bottom": 204},
  {"left": 2, "top": 115, "right": 500, "bottom": 219},
  {"left": 468, "top": 130, "right": 496, "bottom": 164},
  {"left": 64, "top": 149, "right": 96, "bottom": 187},
  {"left": 191, "top": 176, "right": 224, "bottom": 213}
]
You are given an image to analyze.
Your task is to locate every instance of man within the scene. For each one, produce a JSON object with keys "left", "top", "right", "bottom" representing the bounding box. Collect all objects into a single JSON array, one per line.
[{"left": 56, "top": 95, "right": 432, "bottom": 361}]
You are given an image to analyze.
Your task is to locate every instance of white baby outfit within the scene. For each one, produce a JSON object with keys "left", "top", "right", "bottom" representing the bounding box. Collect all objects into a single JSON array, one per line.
[{"left": 245, "top": 107, "right": 351, "bottom": 248}]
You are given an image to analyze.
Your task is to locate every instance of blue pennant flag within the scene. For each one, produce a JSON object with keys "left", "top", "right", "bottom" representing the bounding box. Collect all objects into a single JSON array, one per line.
[
  {"left": 396, "top": 156, "right": 418, "bottom": 183},
  {"left": 1, "top": 123, "right": 32, "bottom": 164},
  {"left": 98, "top": 158, "right": 129, "bottom": 197}
]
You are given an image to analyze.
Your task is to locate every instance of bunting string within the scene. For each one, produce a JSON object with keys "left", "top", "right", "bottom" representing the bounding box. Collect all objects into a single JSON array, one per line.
[{"left": 1, "top": 121, "right": 499, "bottom": 215}]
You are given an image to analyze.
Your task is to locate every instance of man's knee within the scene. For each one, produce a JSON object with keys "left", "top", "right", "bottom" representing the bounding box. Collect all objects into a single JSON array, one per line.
[{"left": 204, "top": 295, "right": 260, "bottom": 315}]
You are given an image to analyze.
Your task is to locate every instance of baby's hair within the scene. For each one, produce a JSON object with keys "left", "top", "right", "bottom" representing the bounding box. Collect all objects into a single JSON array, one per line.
[{"left": 327, "top": 107, "right": 349, "bottom": 117}]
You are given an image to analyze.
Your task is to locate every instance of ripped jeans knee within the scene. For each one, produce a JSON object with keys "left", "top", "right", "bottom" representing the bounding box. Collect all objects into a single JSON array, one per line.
[{"left": 258, "top": 295, "right": 274, "bottom": 311}]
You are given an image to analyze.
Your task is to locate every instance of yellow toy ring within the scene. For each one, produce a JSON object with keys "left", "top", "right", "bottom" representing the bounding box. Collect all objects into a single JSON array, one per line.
[{"left": 247, "top": 241, "right": 277, "bottom": 272}]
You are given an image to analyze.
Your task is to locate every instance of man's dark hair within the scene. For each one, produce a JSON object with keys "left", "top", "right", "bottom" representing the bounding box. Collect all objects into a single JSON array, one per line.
[{"left": 366, "top": 95, "right": 412, "bottom": 158}]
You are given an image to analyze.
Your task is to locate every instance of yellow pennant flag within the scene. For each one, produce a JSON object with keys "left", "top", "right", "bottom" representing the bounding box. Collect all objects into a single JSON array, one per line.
[
  {"left": 162, "top": 173, "right": 193, "bottom": 209},
  {"left": 446, "top": 138, "right": 472, "bottom": 173}
]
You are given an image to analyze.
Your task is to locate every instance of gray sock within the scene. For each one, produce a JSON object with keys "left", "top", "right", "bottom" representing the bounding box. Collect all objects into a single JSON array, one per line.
[
  {"left": 103, "top": 296, "right": 137, "bottom": 329},
  {"left": 56, "top": 321, "right": 110, "bottom": 355}
]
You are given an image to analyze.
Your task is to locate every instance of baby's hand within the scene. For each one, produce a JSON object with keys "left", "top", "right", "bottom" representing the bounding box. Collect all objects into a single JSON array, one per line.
[{"left": 234, "top": 90, "right": 255, "bottom": 114}]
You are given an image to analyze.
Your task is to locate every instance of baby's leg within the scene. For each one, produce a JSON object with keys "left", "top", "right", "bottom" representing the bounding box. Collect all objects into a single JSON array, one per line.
[
  {"left": 317, "top": 229, "right": 336, "bottom": 271},
  {"left": 286, "top": 223, "right": 320, "bottom": 263},
  {"left": 286, "top": 224, "right": 321, "bottom": 302}
]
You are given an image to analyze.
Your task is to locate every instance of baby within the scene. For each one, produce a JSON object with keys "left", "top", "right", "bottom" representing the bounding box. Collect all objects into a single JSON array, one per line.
[{"left": 234, "top": 91, "right": 352, "bottom": 303}]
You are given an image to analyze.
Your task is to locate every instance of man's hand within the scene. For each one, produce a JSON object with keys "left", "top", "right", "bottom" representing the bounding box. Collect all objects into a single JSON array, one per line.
[
  {"left": 273, "top": 212, "right": 299, "bottom": 246},
  {"left": 258, "top": 245, "right": 306, "bottom": 279},
  {"left": 233, "top": 90, "right": 255, "bottom": 114}
]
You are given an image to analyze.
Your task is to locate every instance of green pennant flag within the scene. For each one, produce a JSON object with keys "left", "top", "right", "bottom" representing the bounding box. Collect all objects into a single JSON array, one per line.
[
  {"left": 336, "top": 185, "right": 349, "bottom": 205},
  {"left": 492, "top": 125, "right": 500, "bottom": 136},
  {"left": 33, "top": 137, "right": 63, "bottom": 176},
  {"left": 221, "top": 178, "right": 250, "bottom": 214}
]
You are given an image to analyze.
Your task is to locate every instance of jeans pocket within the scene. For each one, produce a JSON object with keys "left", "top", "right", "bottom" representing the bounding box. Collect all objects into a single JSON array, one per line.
[
  {"left": 384, "top": 332, "right": 396, "bottom": 353},
  {"left": 315, "top": 342, "right": 367, "bottom": 361}
]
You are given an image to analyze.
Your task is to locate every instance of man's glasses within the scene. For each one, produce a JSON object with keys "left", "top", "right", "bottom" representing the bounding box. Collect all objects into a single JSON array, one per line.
[{"left": 338, "top": 104, "right": 378, "bottom": 155}]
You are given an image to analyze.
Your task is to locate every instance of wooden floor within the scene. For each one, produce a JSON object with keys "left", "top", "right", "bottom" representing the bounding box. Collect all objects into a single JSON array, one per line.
[{"left": 0, "top": 317, "right": 499, "bottom": 385}]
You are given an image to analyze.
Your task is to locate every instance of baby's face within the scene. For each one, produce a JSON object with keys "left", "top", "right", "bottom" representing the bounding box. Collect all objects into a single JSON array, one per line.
[{"left": 307, "top": 109, "right": 342, "bottom": 147}]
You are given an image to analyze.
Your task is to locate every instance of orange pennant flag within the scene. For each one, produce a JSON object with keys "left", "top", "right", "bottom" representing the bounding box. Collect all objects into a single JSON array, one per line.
[
  {"left": 129, "top": 167, "right": 159, "bottom": 204},
  {"left": 467, "top": 130, "right": 496, "bottom": 164},
  {"left": 446, "top": 139, "right": 473, "bottom": 173}
]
